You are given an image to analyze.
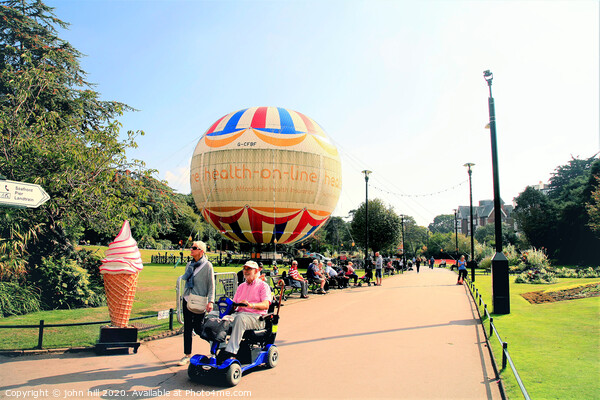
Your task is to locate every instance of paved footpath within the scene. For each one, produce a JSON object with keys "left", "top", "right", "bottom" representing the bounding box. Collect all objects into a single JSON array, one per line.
[{"left": 0, "top": 267, "right": 503, "bottom": 400}]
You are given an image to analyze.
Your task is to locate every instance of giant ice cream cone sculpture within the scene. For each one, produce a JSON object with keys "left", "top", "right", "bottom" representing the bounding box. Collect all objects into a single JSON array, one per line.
[{"left": 100, "top": 220, "right": 143, "bottom": 328}]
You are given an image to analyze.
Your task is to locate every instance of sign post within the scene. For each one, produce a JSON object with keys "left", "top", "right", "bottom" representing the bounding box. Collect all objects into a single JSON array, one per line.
[{"left": 0, "top": 179, "right": 50, "bottom": 208}]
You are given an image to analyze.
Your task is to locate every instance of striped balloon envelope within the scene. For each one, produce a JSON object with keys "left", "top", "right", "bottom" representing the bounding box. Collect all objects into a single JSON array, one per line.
[{"left": 190, "top": 107, "right": 342, "bottom": 244}]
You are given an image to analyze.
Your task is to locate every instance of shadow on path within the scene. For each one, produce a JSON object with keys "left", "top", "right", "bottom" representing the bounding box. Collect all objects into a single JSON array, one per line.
[{"left": 276, "top": 318, "right": 477, "bottom": 347}]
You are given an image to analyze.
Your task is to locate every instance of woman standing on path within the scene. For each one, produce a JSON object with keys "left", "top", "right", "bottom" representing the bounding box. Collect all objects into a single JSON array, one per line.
[
  {"left": 457, "top": 255, "right": 468, "bottom": 284},
  {"left": 179, "top": 241, "right": 215, "bottom": 365}
]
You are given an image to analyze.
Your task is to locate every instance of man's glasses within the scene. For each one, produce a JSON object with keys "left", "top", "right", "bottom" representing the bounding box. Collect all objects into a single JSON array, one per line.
[
  {"left": 191, "top": 247, "right": 200, "bottom": 250},
  {"left": 243, "top": 267, "right": 255, "bottom": 271}
]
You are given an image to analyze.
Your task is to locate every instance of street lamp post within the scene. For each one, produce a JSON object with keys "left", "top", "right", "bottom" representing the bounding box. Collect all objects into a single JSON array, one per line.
[
  {"left": 453, "top": 208, "right": 459, "bottom": 259},
  {"left": 362, "top": 170, "right": 372, "bottom": 268},
  {"left": 484, "top": 69, "right": 510, "bottom": 314},
  {"left": 464, "top": 163, "right": 476, "bottom": 282},
  {"left": 400, "top": 214, "right": 406, "bottom": 272}
]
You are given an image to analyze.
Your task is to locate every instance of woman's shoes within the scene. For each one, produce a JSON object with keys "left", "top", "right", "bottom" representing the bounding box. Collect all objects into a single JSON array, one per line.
[{"left": 178, "top": 356, "right": 190, "bottom": 366}]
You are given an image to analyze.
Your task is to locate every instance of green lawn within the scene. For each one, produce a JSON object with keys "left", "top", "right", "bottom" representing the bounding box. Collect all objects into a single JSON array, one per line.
[
  {"left": 0, "top": 263, "right": 243, "bottom": 350},
  {"left": 470, "top": 274, "right": 600, "bottom": 400}
]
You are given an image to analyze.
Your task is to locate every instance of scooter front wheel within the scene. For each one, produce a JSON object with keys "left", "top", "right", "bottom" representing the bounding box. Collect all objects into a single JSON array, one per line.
[{"left": 224, "top": 363, "right": 242, "bottom": 387}]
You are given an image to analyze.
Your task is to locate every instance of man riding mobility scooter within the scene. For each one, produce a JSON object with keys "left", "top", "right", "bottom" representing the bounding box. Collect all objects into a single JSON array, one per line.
[{"left": 177, "top": 269, "right": 284, "bottom": 386}]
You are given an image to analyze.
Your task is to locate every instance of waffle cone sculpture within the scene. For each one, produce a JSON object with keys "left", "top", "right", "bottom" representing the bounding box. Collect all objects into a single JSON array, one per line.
[{"left": 100, "top": 220, "right": 143, "bottom": 328}]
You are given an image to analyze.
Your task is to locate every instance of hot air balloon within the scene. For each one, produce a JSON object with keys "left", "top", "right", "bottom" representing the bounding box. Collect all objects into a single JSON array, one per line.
[{"left": 190, "top": 107, "right": 342, "bottom": 244}]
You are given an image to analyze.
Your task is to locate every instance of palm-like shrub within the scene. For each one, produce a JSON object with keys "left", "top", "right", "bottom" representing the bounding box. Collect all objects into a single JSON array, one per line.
[{"left": 0, "top": 282, "right": 41, "bottom": 317}]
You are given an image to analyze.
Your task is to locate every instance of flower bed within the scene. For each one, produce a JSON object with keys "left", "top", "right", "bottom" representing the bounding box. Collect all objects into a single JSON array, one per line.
[{"left": 521, "top": 283, "right": 600, "bottom": 304}]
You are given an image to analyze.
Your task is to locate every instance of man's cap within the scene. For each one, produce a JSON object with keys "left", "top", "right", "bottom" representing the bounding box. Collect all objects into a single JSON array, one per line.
[{"left": 244, "top": 260, "right": 259, "bottom": 269}]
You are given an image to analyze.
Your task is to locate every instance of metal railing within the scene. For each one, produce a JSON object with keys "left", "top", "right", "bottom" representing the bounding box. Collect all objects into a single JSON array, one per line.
[
  {"left": 151, "top": 253, "right": 245, "bottom": 266},
  {"left": 2, "top": 271, "right": 242, "bottom": 351},
  {"left": 0, "top": 310, "right": 177, "bottom": 350},
  {"left": 465, "top": 277, "right": 531, "bottom": 400}
]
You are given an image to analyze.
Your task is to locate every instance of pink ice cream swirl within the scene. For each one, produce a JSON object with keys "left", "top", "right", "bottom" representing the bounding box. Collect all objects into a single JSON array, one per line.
[{"left": 100, "top": 220, "right": 143, "bottom": 275}]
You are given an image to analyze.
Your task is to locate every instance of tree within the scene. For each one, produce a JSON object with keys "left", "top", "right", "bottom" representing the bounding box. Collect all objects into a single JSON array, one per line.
[
  {"left": 397, "top": 215, "right": 428, "bottom": 256},
  {"left": 322, "top": 216, "right": 353, "bottom": 255},
  {"left": 426, "top": 232, "right": 474, "bottom": 260},
  {"left": 474, "top": 222, "right": 517, "bottom": 248},
  {"left": 587, "top": 176, "right": 600, "bottom": 237},
  {"left": 513, "top": 186, "right": 557, "bottom": 251},
  {"left": 428, "top": 214, "right": 455, "bottom": 234},
  {"left": 350, "top": 198, "right": 401, "bottom": 255},
  {"left": 514, "top": 157, "right": 600, "bottom": 265},
  {"left": 0, "top": 1, "right": 158, "bottom": 275},
  {"left": 547, "top": 155, "right": 598, "bottom": 201}
]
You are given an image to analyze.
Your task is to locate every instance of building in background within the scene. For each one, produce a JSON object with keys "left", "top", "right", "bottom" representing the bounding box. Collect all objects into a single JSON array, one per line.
[{"left": 457, "top": 199, "right": 514, "bottom": 235}]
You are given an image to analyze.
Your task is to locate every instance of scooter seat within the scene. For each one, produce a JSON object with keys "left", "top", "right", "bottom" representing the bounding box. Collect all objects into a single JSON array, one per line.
[{"left": 243, "top": 329, "right": 268, "bottom": 341}]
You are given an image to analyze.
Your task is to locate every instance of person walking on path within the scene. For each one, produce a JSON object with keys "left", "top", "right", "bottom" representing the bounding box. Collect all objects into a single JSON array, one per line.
[
  {"left": 415, "top": 256, "right": 421, "bottom": 273},
  {"left": 375, "top": 252, "right": 383, "bottom": 286},
  {"left": 179, "top": 241, "right": 215, "bottom": 366},
  {"left": 429, "top": 256, "right": 435, "bottom": 269},
  {"left": 457, "top": 255, "right": 468, "bottom": 284}
]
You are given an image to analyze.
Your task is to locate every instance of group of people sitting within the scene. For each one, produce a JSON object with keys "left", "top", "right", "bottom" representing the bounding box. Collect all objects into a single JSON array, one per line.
[
  {"left": 285, "top": 259, "right": 360, "bottom": 296},
  {"left": 180, "top": 242, "right": 377, "bottom": 366}
]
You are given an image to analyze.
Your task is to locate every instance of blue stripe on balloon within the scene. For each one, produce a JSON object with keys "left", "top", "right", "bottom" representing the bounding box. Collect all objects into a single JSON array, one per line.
[
  {"left": 254, "top": 128, "right": 305, "bottom": 135},
  {"left": 207, "top": 108, "right": 248, "bottom": 136},
  {"left": 306, "top": 225, "right": 319, "bottom": 236},
  {"left": 277, "top": 107, "right": 299, "bottom": 135}
]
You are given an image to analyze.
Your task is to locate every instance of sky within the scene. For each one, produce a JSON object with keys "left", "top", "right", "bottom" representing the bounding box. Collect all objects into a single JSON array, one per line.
[{"left": 48, "top": 0, "right": 599, "bottom": 227}]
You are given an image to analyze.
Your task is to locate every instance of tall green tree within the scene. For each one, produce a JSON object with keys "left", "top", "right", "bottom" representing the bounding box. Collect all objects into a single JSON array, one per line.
[
  {"left": 428, "top": 214, "right": 455, "bottom": 234},
  {"left": 514, "top": 157, "right": 600, "bottom": 264},
  {"left": 0, "top": 1, "right": 158, "bottom": 273},
  {"left": 474, "top": 222, "right": 517, "bottom": 248},
  {"left": 514, "top": 186, "right": 557, "bottom": 251},
  {"left": 402, "top": 215, "right": 428, "bottom": 257},
  {"left": 350, "top": 198, "right": 401, "bottom": 255},
  {"left": 587, "top": 176, "right": 600, "bottom": 237},
  {"left": 322, "top": 216, "right": 352, "bottom": 254},
  {"left": 547, "top": 155, "right": 597, "bottom": 201},
  {"left": 426, "top": 231, "right": 473, "bottom": 260}
]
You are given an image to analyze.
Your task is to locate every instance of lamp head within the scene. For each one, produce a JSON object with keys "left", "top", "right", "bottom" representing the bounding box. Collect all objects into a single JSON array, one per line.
[
  {"left": 483, "top": 70, "right": 493, "bottom": 82},
  {"left": 464, "top": 162, "right": 475, "bottom": 172},
  {"left": 362, "top": 170, "right": 372, "bottom": 177}
]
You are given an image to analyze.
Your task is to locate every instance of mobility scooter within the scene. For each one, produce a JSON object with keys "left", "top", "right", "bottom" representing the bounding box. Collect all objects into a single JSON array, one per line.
[{"left": 178, "top": 277, "right": 284, "bottom": 387}]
